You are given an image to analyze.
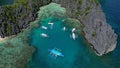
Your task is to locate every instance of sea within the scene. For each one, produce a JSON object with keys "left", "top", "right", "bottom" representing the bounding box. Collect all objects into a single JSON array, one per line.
[
  {"left": 0, "top": 0, "right": 120, "bottom": 68},
  {"left": 0, "top": 0, "right": 14, "bottom": 6}
]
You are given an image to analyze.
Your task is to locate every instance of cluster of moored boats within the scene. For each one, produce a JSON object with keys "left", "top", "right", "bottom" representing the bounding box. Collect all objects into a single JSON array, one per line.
[
  {"left": 40, "top": 21, "right": 77, "bottom": 40},
  {"left": 40, "top": 21, "right": 54, "bottom": 38}
]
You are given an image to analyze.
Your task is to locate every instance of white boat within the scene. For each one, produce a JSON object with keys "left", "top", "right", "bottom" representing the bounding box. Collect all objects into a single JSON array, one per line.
[
  {"left": 72, "top": 33, "right": 76, "bottom": 40},
  {"left": 41, "top": 26, "right": 47, "bottom": 30},
  {"left": 40, "top": 33, "right": 48, "bottom": 37},
  {"left": 48, "top": 22, "right": 54, "bottom": 25},
  {"left": 72, "top": 28, "right": 76, "bottom": 33},
  {"left": 70, "top": 33, "right": 76, "bottom": 40}
]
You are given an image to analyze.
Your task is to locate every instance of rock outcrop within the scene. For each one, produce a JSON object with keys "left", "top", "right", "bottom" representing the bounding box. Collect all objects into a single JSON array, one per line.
[
  {"left": 52, "top": 0, "right": 117, "bottom": 56},
  {"left": 83, "top": 5, "right": 117, "bottom": 56}
]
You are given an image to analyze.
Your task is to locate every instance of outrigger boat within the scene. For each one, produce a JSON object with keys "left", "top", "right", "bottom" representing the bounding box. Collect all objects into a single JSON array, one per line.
[
  {"left": 48, "top": 21, "right": 54, "bottom": 29},
  {"left": 48, "top": 48, "right": 64, "bottom": 58}
]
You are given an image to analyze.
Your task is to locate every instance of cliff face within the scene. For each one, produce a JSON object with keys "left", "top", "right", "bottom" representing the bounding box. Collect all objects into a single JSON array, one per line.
[
  {"left": 82, "top": 3, "right": 117, "bottom": 56},
  {"left": 0, "top": 0, "right": 51, "bottom": 38},
  {"left": 52, "top": 0, "right": 117, "bottom": 56}
]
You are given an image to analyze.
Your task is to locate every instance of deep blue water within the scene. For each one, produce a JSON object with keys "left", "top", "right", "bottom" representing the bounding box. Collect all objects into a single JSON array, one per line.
[
  {"left": 28, "top": 0, "right": 120, "bottom": 68},
  {"left": 0, "top": 0, "right": 14, "bottom": 6},
  {"left": 99, "top": 0, "right": 120, "bottom": 67}
]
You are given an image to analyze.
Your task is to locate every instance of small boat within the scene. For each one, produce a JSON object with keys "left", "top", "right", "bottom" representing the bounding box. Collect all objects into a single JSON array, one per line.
[
  {"left": 48, "top": 48, "right": 64, "bottom": 58},
  {"left": 62, "top": 27, "right": 66, "bottom": 31},
  {"left": 72, "top": 28, "right": 76, "bottom": 33},
  {"left": 48, "top": 22, "right": 54, "bottom": 25},
  {"left": 40, "top": 33, "right": 48, "bottom": 37},
  {"left": 41, "top": 26, "right": 47, "bottom": 30}
]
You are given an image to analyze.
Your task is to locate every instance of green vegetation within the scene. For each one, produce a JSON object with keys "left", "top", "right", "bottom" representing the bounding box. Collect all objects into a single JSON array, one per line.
[
  {"left": 6, "top": 24, "right": 11, "bottom": 35},
  {"left": 3, "top": 22, "right": 11, "bottom": 35},
  {"left": 0, "top": 0, "right": 51, "bottom": 36},
  {"left": 92, "top": 31, "right": 96, "bottom": 37},
  {"left": 78, "top": 0, "right": 82, "bottom": 5},
  {"left": 85, "top": 5, "right": 91, "bottom": 15},
  {"left": 89, "top": 0, "right": 99, "bottom": 5},
  {"left": 0, "top": 0, "right": 29, "bottom": 35}
]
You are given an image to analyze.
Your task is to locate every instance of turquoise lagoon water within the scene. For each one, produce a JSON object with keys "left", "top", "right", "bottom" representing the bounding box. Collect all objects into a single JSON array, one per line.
[
  {"left": 28, "top": 18, "right": 111, "bottom": 68},
  {"left": 28, "top": 18, "right": 85, "bottom": 68}
]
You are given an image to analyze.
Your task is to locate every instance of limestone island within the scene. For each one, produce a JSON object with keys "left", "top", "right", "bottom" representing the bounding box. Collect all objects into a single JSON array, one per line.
[{"left": 0, "top": 0, "right": 118, "bottom": 67}]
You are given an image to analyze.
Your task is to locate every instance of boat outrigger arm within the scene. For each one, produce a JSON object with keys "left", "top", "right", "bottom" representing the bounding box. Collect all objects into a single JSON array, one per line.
[
  {"left": 48, "top": 48, "right": 64, "bottom": 58},
  {"left": 48, "top": 21, "right": 54, "bottom": 29}
]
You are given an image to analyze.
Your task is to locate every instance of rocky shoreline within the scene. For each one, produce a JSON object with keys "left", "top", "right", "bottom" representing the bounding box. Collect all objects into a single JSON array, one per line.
[
  {"left": 82, "top": 5, "right": 117, "bottom": 56},
  {"left": 52, "top": 0, "right": 117, "bottom": 56}
]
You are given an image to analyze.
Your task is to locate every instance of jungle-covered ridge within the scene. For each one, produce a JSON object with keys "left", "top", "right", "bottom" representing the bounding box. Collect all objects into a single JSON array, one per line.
[{"left": 0, "top": 0, "right": 51, "bottom": 37}]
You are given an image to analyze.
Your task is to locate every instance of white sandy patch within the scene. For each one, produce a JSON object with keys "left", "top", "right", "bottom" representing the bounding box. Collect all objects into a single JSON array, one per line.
[{"left": 0, "top": 36, "right": 9, "bottom": 43}]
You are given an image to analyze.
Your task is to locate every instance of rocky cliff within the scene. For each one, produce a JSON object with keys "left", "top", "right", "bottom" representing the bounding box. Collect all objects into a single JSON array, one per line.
[
  {"left": 0, "top": 0, "right": 51, "bottom": 38},
  {"left": 52, "top": 0, "right": 117, "bottom": 56}
]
